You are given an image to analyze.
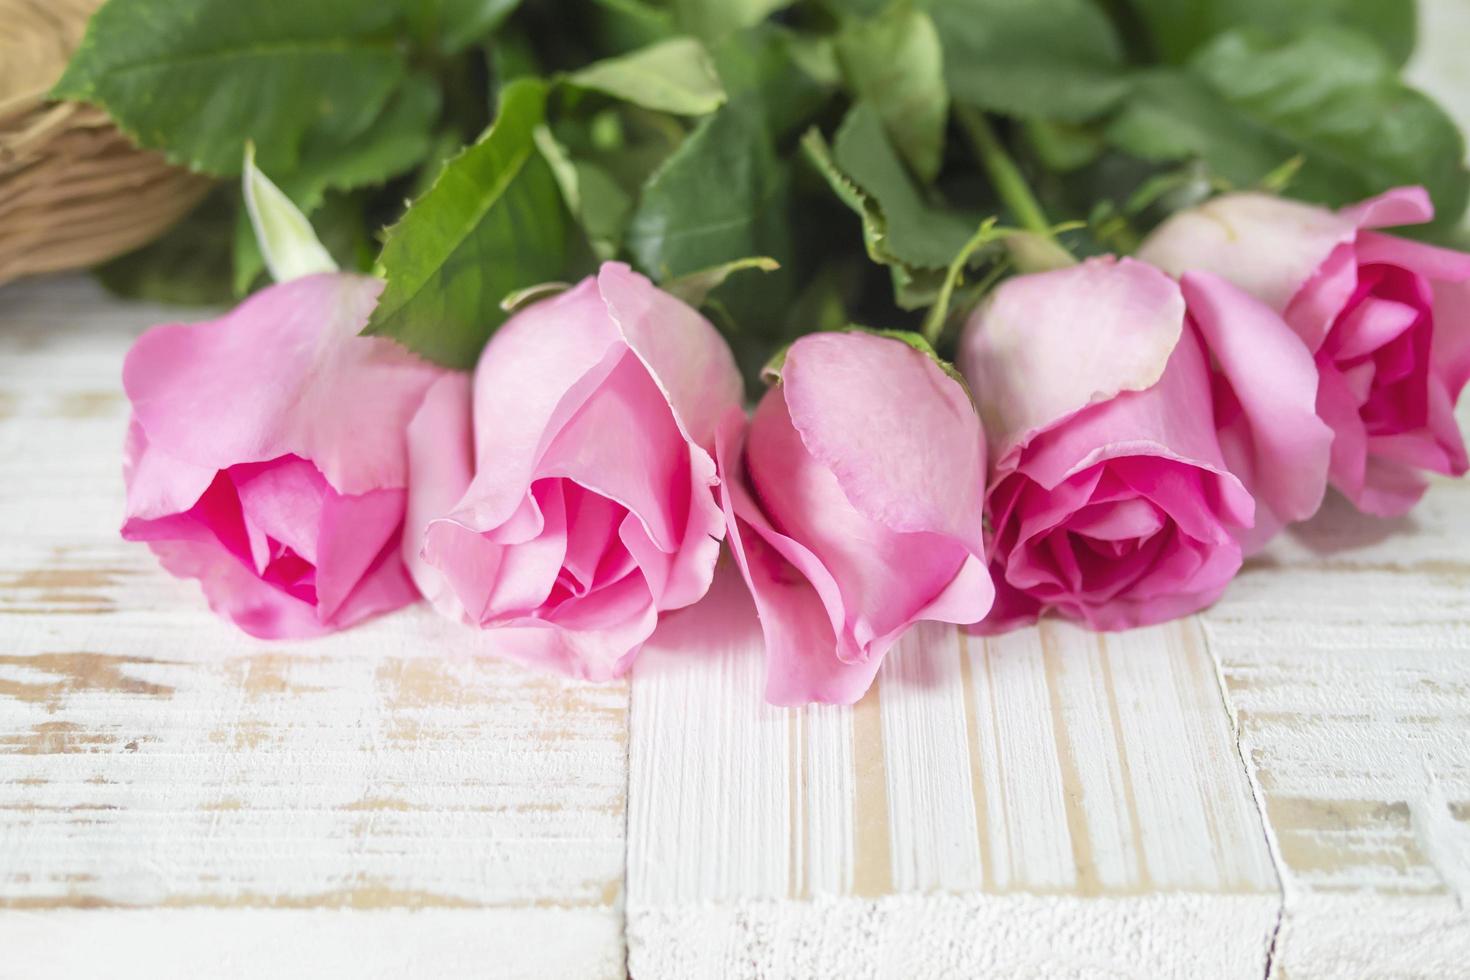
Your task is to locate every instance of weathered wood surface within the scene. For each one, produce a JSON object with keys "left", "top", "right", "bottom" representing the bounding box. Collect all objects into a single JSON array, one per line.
[
  {"left": 619, "top": 18, "right": 1470, "bottom": 975},
  {"left": 1202, "top": 476, "right": 1470, "bottom": 977},
  {"left": 627, "top": 568, "right": 1282, "bottom": 978},
  {"left": 625, "top": 440, "right": 1470, "bottom": 980},
  {"left": 0, "top": 277, "right": 629, "bottom": 979},
  {"left": 7, "top": 162, "right": 1470, "bottom": 980}
]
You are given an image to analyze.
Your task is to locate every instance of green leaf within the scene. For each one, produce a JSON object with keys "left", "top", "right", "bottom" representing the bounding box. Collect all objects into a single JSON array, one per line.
[
  {"left": 802, "top": 127, "right": 931, "bottom": 308},
  {"left": 1125, "top": 0, "right": 1415, "bottom": 66},
  {"left": 501, "top": 281, "right": 572, "bottom": 311},
  {"left": 672, "top": 0, "right": 794, "bottom": 44},
  {"left": 242, "top": 144, "right": 338, "bottom": 283},
  {"left": 224, "top": 79, "right": 438, "bottom": 295},
  {"left": 1107, "top": 71, "right": 1288, "bottom": 178},
  {"left": 409, "top": 0, "right": 521, "bottom": 54},
  {"left": 53, "top": 0, "right": 409, "bottom": 177},
  {"left": 830, "top": 104, "right": 978, "bottom": 271},
  {"left": 567, "top": 37, "right": 727, "bottom": 115},
  {"left": 625, "top": 99, "right": 793, "bottom": 280},
  {"left": 784, "top": 261, "right": 854, "bottom": 336},
  {"left": 1023, "top": 119, "right": 1104, "bottom": 173},
  {"left": 663, "top": 256, "right": 780, "bottom": 307},
  {"left": 282, "top": 75, "right": 442, "bottom": 211},
  {"left": 711, "top": 25, "right": 838, "bottom": 140},
  {"left": 1109, "top": 29, "right": 1470, "bottom": 227},
  {"left": 803, "top": 105, "right": 1000, "bottom": 310},
  {"left": 575, "top": 162, "right": 637, "bottom": 253},
  {"left": 823, "top": 0, "right": 892, "bottom": 17},
  {"left": 835, "top": 8, "right": 948, "bottom": 182},
  {"left": 929, "top": 0, "right": 1128, "bottom": 122},
  {"left": 587, "top": 0, "right": 678, "bottom": 52},
  {"left": 800, "top": 129, "right": 890, "bottom": 263},
  {"left": 365, "top": 79, "right": 569, "bottom": 368},
  {"left": 534, "top": 125, "right": 633, "bottom": 260}
]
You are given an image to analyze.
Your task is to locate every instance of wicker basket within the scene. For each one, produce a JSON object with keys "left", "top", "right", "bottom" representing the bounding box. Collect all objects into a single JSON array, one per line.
[{"left": 0, "top": 0, "right": 213, "bottom": 286}]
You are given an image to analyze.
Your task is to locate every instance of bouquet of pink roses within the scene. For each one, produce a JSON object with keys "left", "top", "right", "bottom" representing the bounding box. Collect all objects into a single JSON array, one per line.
[{"left": 56, "top": 0, "right": 1470, "bottom": 704}]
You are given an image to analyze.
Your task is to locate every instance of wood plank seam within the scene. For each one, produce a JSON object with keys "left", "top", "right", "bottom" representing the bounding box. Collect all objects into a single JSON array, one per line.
[{"left": 1199, "top": 621, "right": 1289, "bottom": 979}]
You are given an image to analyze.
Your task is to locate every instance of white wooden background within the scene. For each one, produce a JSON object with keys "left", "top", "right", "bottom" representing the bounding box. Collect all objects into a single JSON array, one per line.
[
  {"left": 0, "top": 281, "right": 628, "bottom": 979},
  {"left": 3, "top": 10, "right": 1470, "bottom": 974},
  {"left": 4, "top": 270, "right": 1469, "bottom": 980}
]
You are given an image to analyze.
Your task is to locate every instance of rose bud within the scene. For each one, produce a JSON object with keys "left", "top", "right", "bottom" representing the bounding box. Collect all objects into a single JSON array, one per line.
[
  {"left": 402, "top": 262, "right": 742, "bottom": 680},
  {"left": 1139, "top": 187, "right": 1470, "bottom": 516},
  {"left": 716, "top": 331, "right": 994, "bottom": 705},
  {"left": 958, "top": 256, "right": 1331, "bottom": 632},
  {"left": 121, "top": 274, "right": 446, "bottom": 637}
]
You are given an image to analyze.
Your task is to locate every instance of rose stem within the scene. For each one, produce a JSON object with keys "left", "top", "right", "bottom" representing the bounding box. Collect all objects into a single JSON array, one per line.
[{"left": 956, "top": 105, "right": 1052, "bottom": 239}]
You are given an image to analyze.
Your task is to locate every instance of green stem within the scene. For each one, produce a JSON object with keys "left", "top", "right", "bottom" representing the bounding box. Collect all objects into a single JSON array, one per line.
[
  {"left": 957, "top": 106, "right": 1051, "bottom": 238},
  {"left": 921, "top": 219, "right": 997, "bottom": 346}
]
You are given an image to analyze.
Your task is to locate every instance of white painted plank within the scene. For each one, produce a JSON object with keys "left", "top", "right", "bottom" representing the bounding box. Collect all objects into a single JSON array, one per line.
[
  {"left": 627, "top": 568, "right": 1280, "bottom": 978},
  {"left": 1202, "top": 425, "right": 1470, "bottom": 978},
  {"left": 878, "top": 623, "right": 983, "bottom": 895},
  {"left": 0, "top": 276, "right": 628, "bottom": 979},
  {"left": 0, "top": 909, "right": 624, "bottom": 980}
]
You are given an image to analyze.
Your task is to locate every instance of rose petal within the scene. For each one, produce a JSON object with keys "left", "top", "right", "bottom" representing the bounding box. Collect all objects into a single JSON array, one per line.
[
  {"left": 402, "top": 373, "right": 476, "bottom": 621},
  {"left": 316, "top": 485, "right": 408, "bottom": 621},
  {"left": 129, "top": 498, "right": 416, "bottom": 640},
  {"left": 1138, "top": 193, "right": 1356, "bottom": 313},
  {"left": 232, "top": 457, "right": 329, "bottom": 566},
  {"left": 123, "top": 274, "right": 441, "bottom": 495},
  {"left": 1356, "top": 454, "right": 1433, "bottom": 516},
  {"left": 478, "top": 481, "right": 570, "bottom": 621},
  {"left": 558, "top": 486, "right": 627, "bottom": 596},
  {"left": 715, "top": 412, "right": 884, "bottom": 705},
  {"left": 1181, "top": 271, "right": 1332, "bottom": 550},
  {"left": 468, "top": 589, "right": 660, "bottom": 682},
  {"left": 1339, "top": 185, "right": 1435, "bottom": 229},
  {"left": 964, "top": 565, "right": 1043, "bottom": 635},
  {"left": 780, "top": 331, "right": 986, "bottom": 547},
  {"left": 1316, "top": 364, "right": 1371, "bottom": 504},
  {"left": 745, "top": 387, "right": 987, "bottom": 654},
  {"left": 537, "top": 352, "right": 688, "bottom": 552},
  {"left": 122, "top": 420, "right": 217, "bottom": 523},
  {"left": 1285, "top": 243, "right": 1361, "bottom": 352},
  {"left": 458, "top": 277, "right": 625, "bottom": 530},
  {"left": 143, "top": 539, "right": 330, "bottom": 638},
  {"left": 958, "top": 257, "right": 1185, "bottom": 467},
  {"left": 1330, "top": 295, "right": 1420, "bottom": 361},
  {"left": 597, "top": 261, "right": 745, "bottom": 453},
  {"left": 1067, "top": 497, "right": 1165, "bottom": 541},
  {"left": 1011, "top": 328, "right": 1242, "bottom": 504}
]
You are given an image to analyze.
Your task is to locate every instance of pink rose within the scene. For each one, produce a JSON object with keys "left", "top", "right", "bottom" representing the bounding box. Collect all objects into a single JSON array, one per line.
[
  {"left": 1140, "top": 187, "right": 1470, "bottom": 515},
  {"left": 121, "top": 273, "right": 446, "bottom": 637},
  {"left": 402, "top": 262, "right": 742, "bottom": 680},
  {"left": 716, "top": 331, "right": 994, "bottom": 705},
  {"left": 958, "top": 256, "right": 1330, "bottom": 632}
]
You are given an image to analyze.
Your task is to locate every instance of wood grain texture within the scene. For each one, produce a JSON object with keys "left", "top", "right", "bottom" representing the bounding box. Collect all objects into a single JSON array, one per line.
[
  {"left": 627, "top": 569, "right": 1281, "bottom": 978},
  {"left": 1201, "top": 441, "right": 1470, "bottom": 977},
  {"left": 6, "top": 263, "right": 1470, "bottom": 977},
  {"left": 0, "top": 277, "right": 628, "bottom": 979}
]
